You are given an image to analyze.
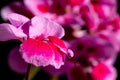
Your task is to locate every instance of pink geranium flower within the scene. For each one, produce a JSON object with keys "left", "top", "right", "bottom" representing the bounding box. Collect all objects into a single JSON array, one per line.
[{"left": 0, "top": 13, "right": 73, "bottom": 69}]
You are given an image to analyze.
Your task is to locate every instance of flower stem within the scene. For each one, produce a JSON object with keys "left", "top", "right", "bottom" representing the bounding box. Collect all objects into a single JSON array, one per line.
[{"left": 25, "top": 64, "right": 31, "bottom": 80}]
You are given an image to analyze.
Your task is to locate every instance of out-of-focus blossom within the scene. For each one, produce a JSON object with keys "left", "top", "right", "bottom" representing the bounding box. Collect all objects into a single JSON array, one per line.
[
  {"left": 1, "top": 1, "right": 34, "bottom": 21},
  {"left": 79, "top": 5, "right": 100, "bottom": 31},
  {"left": 24, "top": 0, "right": 67, "bottom": 15},
  {"left": 91, "top": 0, "right": 117, "bottom": 18},
  {"left": 91, "top": 63, "right": 117, "bottom": 80},
  {"left": 67, "top": 62, "right": 89, "bottom": 80},
  {"left": 23, "top": 0, "right": 88, "bottom": 26},
  {"left": 8, "top": 46, "right": 28, "bottom": 74},
  {"left": 0, "top": 13, "right": 73, "bottom": 69},
  {"left": 67, "top": 59, "right": 117, "bottom": 80},
  {"left": 94, "top": 14, "right": 120, "bottom": 52},
  {"left": 69, "top": 35, "right": 117, "bottom": 63}
]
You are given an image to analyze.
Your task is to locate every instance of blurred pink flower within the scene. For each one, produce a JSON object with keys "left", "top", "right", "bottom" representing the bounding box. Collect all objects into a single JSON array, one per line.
[
  {"left": 23, "top": 0, "right": 81, "bottom": 25},
  {"left": 66, "top": 62, "right": 89, "bottom": 80},
  {"left": 1, "top": 1, "right": 34, "bottom": 21},
  {"left": 69, "top": 35, "right": 117, "bottom": 63},
  {"left": 91, "top": 63, "right": 117, "bottom": 80},
  {"left": 0, "top": 13, "right": 73, "bottom": 69},
  {"left": 8, "top": 46, "right": 28, "bottom": 74}
]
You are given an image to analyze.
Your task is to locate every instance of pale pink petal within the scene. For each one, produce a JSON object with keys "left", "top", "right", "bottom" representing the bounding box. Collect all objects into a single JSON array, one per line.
[
  {"left": 45, "top": 19, "right": 65, "bottom": 38},
  {"left": 29, "top": 16, "right": 64, "bottom": 38},
  {"left": 20, "top": 39, "right": 54, "bottom": 67},
  {"left": 0, "top": 23, "right": 26, "bottom": 41},
  {"left": 8, "top": 13, "right": 30, "bottom": 27},
  {"left": 8, "top": 46, "right": 27, "bottom": 74}
]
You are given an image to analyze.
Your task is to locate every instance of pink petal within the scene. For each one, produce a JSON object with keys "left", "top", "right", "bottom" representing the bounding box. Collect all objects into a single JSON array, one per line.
[
  {"left": 0, "top": 23, "right": 26, "bottom": 41},
  {"left": 29, "top": 16, "right": 64, "bottom": 38},
  {"left": 20, "top": 38, "right": 54, "bottom": 67},
  {"left": 48, "top": 36, "right": 68, "bottom": 54},
  {"left": 48, "top": 42, "right": 65, "bottom": 69},
  {"left": 8, "top": 13, "right": 29, "bottom": 27},
  {"left": 48, "top": 36, "right": 74, "bottom": 58}
]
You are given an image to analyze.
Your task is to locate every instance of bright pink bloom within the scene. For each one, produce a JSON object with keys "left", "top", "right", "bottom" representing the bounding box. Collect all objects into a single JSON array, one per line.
[
  {"left": 91, "top": 63, "right": 117, "bottom": 80},
  {"left": 0, "top": 13, "right": 73, "bottom": 69}
]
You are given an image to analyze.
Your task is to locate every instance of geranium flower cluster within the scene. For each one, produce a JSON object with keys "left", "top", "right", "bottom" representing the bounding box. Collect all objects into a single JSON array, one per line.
[{"left": 0, "top": 0, "right": 120, "bottom": 80}]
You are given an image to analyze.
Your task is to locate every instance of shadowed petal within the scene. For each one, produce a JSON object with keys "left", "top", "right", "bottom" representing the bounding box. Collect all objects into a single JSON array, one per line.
[
  {"left": 0, "top": 23, "right": 26, "bottom": 41},
  {"left": 8, "top": 46, "right": 27, "bottom": 74}
]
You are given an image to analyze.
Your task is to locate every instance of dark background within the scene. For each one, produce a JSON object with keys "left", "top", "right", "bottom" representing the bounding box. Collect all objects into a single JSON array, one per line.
[{"left": 0, "top": 0, "right": 120, "bottom": 80}]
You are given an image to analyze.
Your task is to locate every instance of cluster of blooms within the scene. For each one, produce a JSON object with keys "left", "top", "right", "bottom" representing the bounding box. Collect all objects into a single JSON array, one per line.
[{"left": 0, "top": 0, "right": 120, "bottom": 80}]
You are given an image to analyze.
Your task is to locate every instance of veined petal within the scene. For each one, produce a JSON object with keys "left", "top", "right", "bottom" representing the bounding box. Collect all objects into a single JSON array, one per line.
[
  {"left": 46, "top": 19, "right": 65, "bottom": 38},
  {"left": 29, "top": 16, "right": 64, "bottom": 38},
  {"left": 20, "top": 39, "right": 54, "bottom": 67},
  {"left": 8, "top": 13, "right": 30, "bottom": 27},
  {"left": 0, "top": 23, "right": 26, "bottom": 41}
]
